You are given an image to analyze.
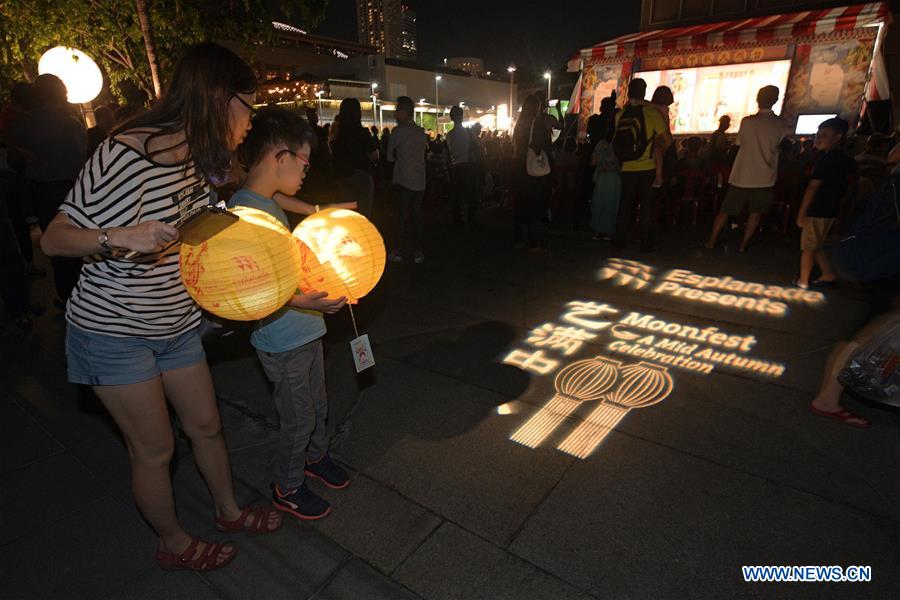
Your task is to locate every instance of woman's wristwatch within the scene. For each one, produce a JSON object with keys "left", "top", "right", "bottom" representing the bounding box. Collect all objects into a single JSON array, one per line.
[{"left": 98, "top": 230, "right": 113, "bottom": 251}]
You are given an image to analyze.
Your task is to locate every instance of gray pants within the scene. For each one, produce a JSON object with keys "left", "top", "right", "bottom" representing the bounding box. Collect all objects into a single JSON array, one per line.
[{"left": 257, "top": 340, "right": 328, "bottom": 490}]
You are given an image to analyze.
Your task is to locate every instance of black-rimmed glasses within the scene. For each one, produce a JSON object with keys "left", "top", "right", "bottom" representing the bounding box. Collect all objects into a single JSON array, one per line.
[
  {"left": 232, "top": 94, "right": 257, "bottom": 117},
  {"left": 276, "top": 149, "right": 311, "bottom": 174}
]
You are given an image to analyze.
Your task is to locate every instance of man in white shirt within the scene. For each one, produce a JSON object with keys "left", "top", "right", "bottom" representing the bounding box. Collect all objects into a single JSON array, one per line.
[
  {"left": 446, "top": 105, "right": 480, "bottom": 225},
  {"left": 704, "top": 85, "right": 785, "bottom": 253},
  {"left": 387, "top": 96, "right": 428, "bottom": 264}
]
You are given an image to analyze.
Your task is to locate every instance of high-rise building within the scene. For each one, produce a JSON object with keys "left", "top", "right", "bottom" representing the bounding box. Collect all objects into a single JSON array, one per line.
[
  {"left": 356, "top": 0, "right": 417, "bottom": 61},
  {"left": 397, "top": 3, "right": 417, "bottom": 61}
]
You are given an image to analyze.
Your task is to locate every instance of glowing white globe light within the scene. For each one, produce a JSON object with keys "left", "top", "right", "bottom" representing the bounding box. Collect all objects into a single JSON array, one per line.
[{"left": 38, "top": 47, "right": 103, "bottom": 104}]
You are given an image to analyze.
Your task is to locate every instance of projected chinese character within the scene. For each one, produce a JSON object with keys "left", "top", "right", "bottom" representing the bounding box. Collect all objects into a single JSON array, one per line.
[
  {"left": 503, "top": 349, "right": 559, "bottom": 376},
  {"left": 563, "top": 302, "right": 618, "bottom": 330},
  {"left": 527, "top": 323, "right": 597, "bottom": 356},
  {"left": 598, "top": 258, "right": 654, "bottom": 290}
]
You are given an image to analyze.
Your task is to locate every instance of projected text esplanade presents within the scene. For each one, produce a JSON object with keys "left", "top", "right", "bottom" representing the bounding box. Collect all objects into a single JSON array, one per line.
[{"left": 599, "top": 259, "right": 826, "bottom": 318}]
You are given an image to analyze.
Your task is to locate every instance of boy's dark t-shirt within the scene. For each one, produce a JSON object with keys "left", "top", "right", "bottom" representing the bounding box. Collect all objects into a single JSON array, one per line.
[{"left": 808, "top": 148, "right": 855, "bottom": 218}]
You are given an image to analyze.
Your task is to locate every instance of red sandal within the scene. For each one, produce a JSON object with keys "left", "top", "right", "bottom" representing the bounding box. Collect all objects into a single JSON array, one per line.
[
  {"left": 809, "top": 404, "right": 871, "bottom": 429},
  {"left": 155, "top": 538, "right": 237, "bottom": 572},
  {"left": 215, "top": 505, "right": 283, "bottom": 534}
]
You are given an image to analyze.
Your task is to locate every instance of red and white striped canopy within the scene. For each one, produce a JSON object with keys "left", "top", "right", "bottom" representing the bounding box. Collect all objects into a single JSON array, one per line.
[{"left": 570, "top": 2, "right": 888, "bottom": 70}]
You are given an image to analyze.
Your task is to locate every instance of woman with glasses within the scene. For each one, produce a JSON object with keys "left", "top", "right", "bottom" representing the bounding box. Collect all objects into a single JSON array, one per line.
[{"left": 39, "top": 43, "right": 281, "bottom": 572}]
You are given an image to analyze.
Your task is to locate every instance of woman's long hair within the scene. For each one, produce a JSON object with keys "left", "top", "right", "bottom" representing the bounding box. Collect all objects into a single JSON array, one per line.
[
  {"left": 513, "top": 94, "right": 541, "bottom": 155},
  {"left": 334, "top": 98, "right": 363, "bottom": 146},
  {"left": 114, "top": 42, "right": 256, "bottom": 184}
]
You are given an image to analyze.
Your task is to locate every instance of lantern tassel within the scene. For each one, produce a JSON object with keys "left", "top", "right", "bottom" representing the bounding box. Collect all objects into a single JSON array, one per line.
[
  {"left": 510, "top": 394, "right": 580, "bottom": 449},
  {"left": 557, "top": 403, "right": 629, "bottom": 459}
]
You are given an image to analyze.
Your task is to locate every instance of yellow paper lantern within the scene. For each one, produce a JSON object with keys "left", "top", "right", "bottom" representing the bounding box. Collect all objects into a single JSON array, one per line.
[
  {"left": 292, "top": 208, "right": 385, "bottom": 302},
  {"left": 180, "top": 206, "right": 302, "bottom": 321}
]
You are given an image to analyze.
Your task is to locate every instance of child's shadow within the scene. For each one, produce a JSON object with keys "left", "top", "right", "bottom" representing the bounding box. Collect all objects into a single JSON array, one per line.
[{"left": 334, "top": 320, "right": 533, "bottom": 467}]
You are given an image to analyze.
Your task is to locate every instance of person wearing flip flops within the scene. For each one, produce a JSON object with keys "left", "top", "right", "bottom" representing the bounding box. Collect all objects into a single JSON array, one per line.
[
  {"left": 40, "top": 44, "right": 282, "bottom": 573},
  {"left": 794, "top": 117, "right": 854, "bottom": 290},
  {"left": 806, "top": 313, "right": 896, "bottom": 429},
  {"left": 229, "top": 106, "right": 351, "bottom": 522}
]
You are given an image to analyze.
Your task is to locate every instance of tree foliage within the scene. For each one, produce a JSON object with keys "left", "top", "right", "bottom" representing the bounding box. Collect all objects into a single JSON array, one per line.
[{"left": 0, "top": 0, "right": 329, "bottom": 103}]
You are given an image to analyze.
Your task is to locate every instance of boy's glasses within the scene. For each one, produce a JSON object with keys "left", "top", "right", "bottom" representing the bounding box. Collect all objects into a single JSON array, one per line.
[
  {"left": 276, "top": 149, "right": 311, "bottom": 174},
  {"left": 232, "top": 94, "right": 257, "bottom": 117}
]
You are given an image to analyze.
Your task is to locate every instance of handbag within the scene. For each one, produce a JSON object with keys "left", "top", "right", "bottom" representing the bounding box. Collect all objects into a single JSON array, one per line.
[
  {"left": 526, "top": 119, "right": 551, "bottom": 177},
  {"left": 837, "top": 317, "right": 900, "bottom": 407}
]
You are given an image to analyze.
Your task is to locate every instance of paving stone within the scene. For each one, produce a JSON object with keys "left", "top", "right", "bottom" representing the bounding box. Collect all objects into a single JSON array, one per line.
[
  {"left": 0, "top": 452, "right": 108, "bottom": 545},
  {"left": 169, "top": 451, "right": 271, "bottom": 538},
  {"left": 0, "top": 495, "right": 156, "bottom": 600},
  {"left": 334, "top": 357, "right": 573, "bottom": 546},
  {"left": 68, "top": 435, "right": 133, "bottom": 499},
  {"left": 0, "top": 395, "right": 63, "bottom": 475},
  {"left": 509, "top": 431, "right": 900, "bottom": 600},
  {"left": 314, "top": 558, "right": 421, "bottom": 600},
  {"left": 394, "top": 522, "right": 593, "bottom": 600},
  {"left": 199, "top": 519, "right": 348, "bottom": 600},
  {"left": 307, "top": 470, "right": 443, "bottom": 573},
  {"left": 216, "top": 399, "right": 279, "bottom": 452},
  {"left": 374, "top": 321, "right": 535, "bottom": 401},
  {"left": 360, "top": 298, "right": 486, "bottom": 344},
  {"left": 494, "top": 359, "right": 900, "bottom": 520},
  {"left": 8, "top": 375, "right": 117, "bottom": 447},
  {"left": 227, "top": 441, "right": 280, "bottom": 498},
  {"left": 109, "top": 568, "right": 222, "bottom": 600},
  {"left": 385, "top": 269, "right": 527, "bottom": 327}
]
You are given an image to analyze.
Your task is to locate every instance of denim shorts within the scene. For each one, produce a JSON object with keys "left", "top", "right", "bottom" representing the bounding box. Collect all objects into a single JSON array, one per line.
[{"left": 66, "top": 324, "right": 206, "bottom": 386}]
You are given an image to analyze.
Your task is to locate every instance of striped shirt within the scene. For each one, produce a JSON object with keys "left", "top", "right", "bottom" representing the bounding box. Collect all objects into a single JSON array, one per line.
[{"left": 60, "top": 137, "right": 211, "bottom": 338}]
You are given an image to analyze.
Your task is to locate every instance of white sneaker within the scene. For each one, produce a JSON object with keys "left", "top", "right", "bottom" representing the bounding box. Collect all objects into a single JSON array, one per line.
[
  {"left": 389, "top": 250, "right": 403, "bottom": 263},
  {"left": 413, "top": 250, "right": 425, "bottom": 264}
]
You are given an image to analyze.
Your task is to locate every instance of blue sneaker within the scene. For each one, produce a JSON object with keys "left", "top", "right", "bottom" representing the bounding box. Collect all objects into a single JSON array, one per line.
[
  {"left": 272, "top": 483, "right": 331, "bottom": 520},
  {"left": 304, "top": 454, "right": 350, "bottom": 489}
]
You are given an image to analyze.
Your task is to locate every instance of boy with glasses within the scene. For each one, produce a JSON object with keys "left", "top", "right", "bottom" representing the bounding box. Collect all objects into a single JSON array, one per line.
[{"left": 228, "top": 106, "right": 350, "bottom": 520}]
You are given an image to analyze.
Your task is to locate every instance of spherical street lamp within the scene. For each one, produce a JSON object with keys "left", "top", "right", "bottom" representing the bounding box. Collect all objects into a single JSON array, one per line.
[{"left": 38, "top": 46, "right": 103, "bottom": 104}]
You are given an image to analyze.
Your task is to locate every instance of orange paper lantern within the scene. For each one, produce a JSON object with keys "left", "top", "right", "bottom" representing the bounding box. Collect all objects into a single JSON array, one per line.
[
  {"left": 180, "top": 206, "right": 302, "bottom": 321},
  {"left": 292, "top": 208, "right": 385, "bottom": 302}
]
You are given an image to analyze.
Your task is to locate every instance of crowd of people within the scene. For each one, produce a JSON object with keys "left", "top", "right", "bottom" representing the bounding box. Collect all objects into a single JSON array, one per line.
[{"left": 1, "top": 40, "right": 899, "bottom": 574}]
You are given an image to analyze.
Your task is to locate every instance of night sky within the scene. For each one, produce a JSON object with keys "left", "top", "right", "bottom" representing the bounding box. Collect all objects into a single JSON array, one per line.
[{"left": 311, "top": 1, "right": 641, "bottom": 84}]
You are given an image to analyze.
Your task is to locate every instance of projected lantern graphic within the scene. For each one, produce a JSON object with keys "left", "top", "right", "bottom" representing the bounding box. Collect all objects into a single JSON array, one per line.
[
  {"left": 292, "top": 208, "right": 385, "bottom": 302},
  {"left": 180, "top": 206, "right": 302, "bottom": 321},
  {"left": 511, "top": 356, "right": 622, "bottom": 448},
  {"left": 557, "top": 362, "right": 674, "bottom": 458}
]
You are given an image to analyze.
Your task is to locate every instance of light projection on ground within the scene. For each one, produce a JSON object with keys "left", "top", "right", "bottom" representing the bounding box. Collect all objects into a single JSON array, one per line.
[
  {"left": 510, "top": 357, "right": 675, "bottom": 458},
  {"left": 599, "top": 258, "right": 826, "bottom": 318},
  {"left": 503, "top": 295, "right": 787, "bottom": 459}
]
